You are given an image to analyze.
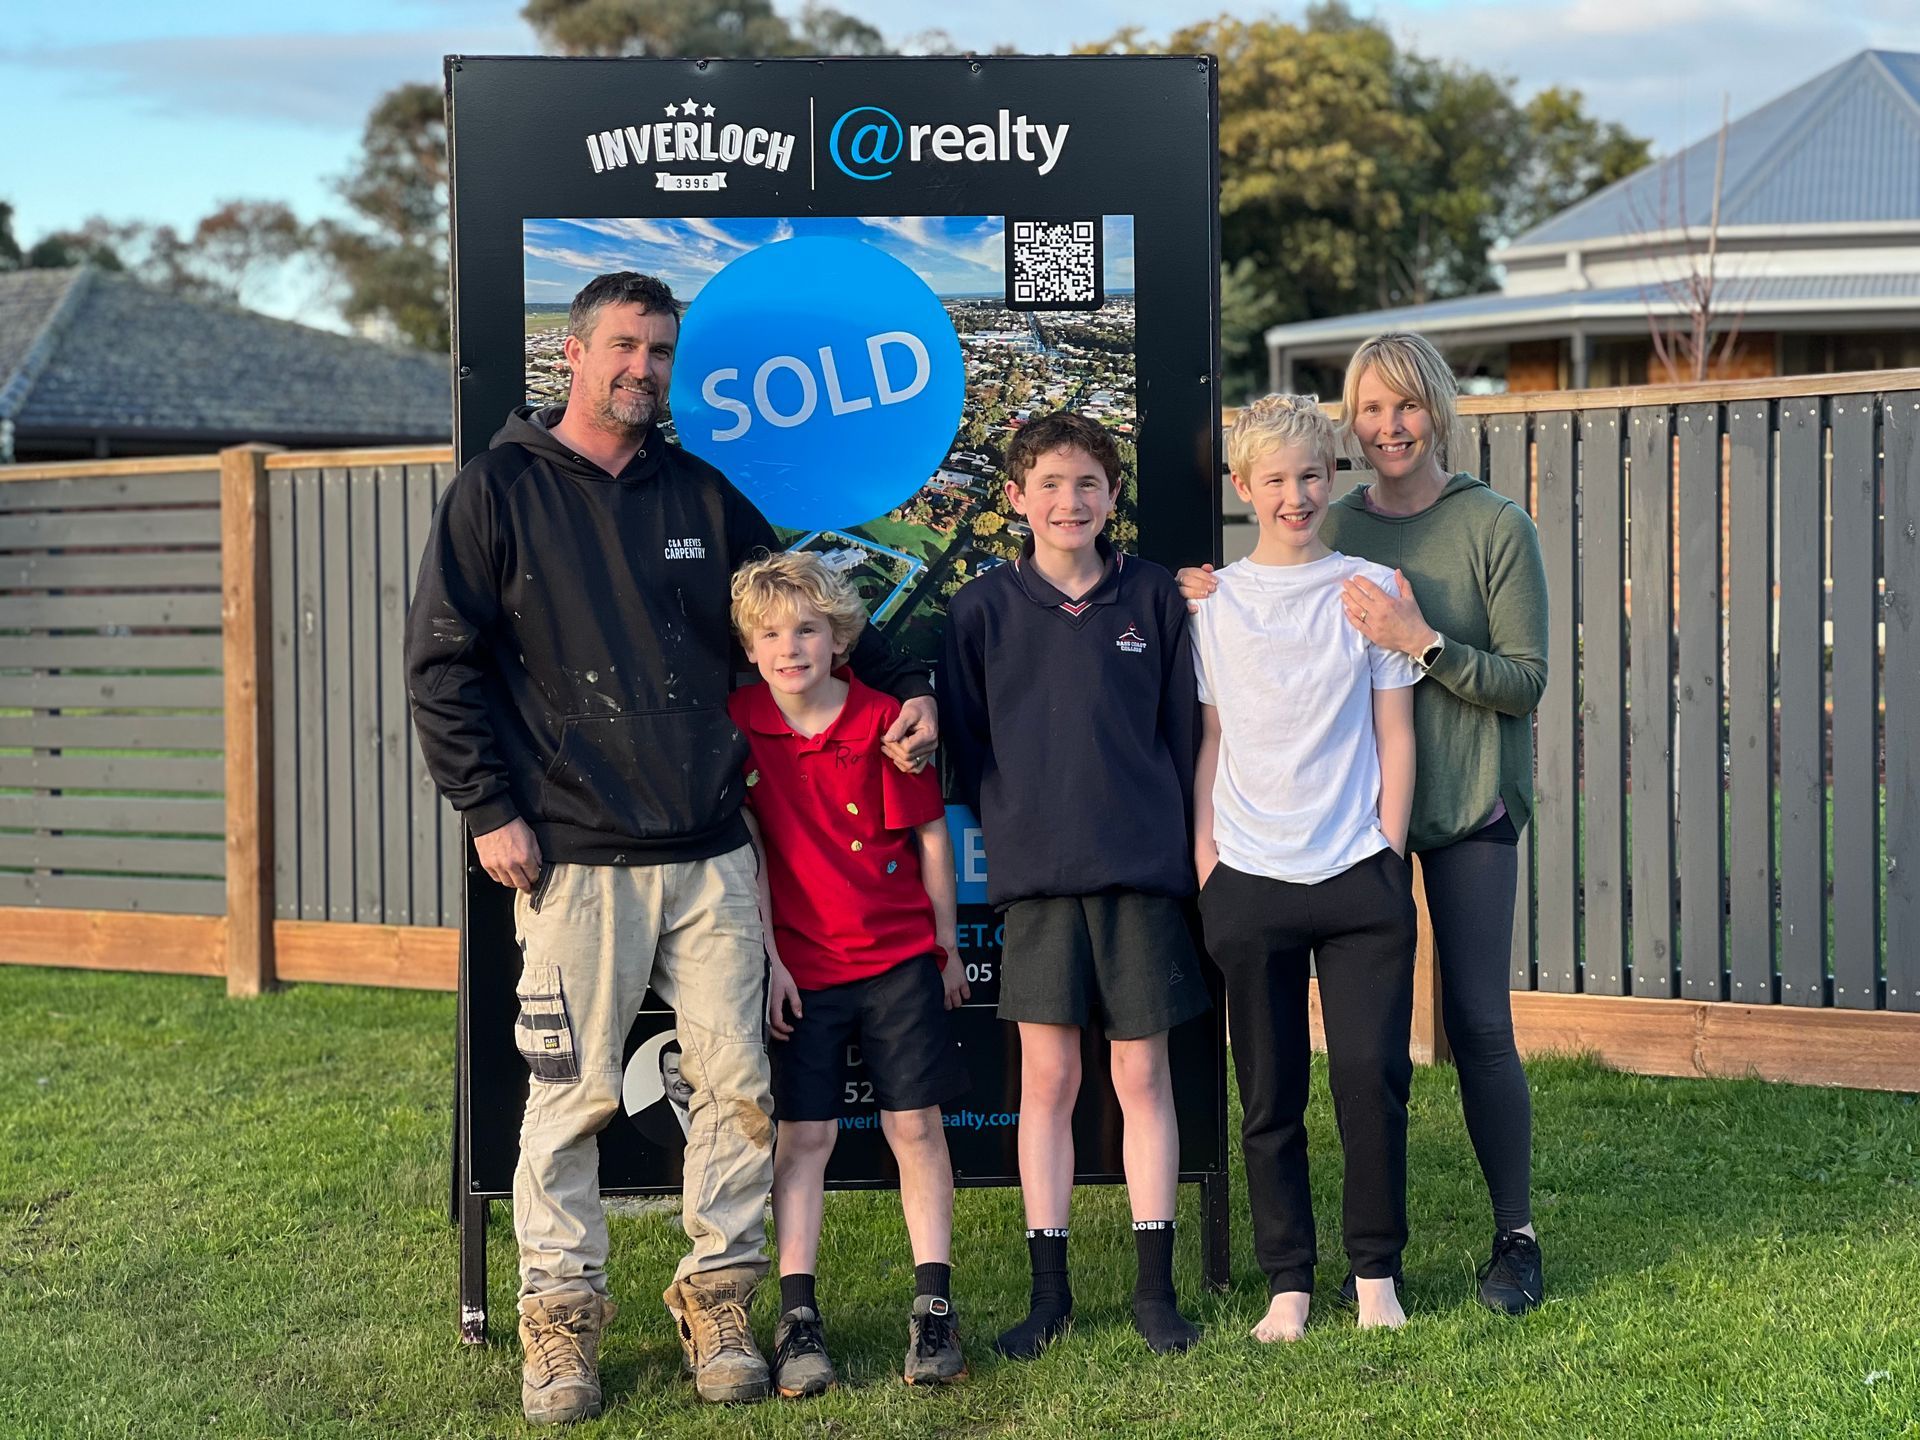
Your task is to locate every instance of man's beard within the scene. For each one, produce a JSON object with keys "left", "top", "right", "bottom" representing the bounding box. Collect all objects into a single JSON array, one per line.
[{"left": 598, "top": 380, "right": 658, "bottom": 432}]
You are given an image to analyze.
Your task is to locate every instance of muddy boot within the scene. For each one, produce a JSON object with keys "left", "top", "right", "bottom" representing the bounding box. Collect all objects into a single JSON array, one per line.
[
  {"left": 665, "top": 1266, "right": 771, "bottom": 1403},
  {"left": 518, "top": 1287, "right": 616, "bottom": 1425}
]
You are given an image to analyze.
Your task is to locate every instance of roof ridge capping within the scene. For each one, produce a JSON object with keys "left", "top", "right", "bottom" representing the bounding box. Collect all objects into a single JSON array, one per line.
[{"left": 0, "top": 266, "right": 93, "bottom": 427}]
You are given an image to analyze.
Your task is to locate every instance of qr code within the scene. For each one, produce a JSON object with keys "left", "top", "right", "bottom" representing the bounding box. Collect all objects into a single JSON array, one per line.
[{"left": 1006, "top": 218, "right": 1104, "bottom": 311}]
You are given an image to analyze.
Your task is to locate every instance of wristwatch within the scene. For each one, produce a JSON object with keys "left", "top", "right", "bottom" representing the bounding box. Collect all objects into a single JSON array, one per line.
[{"left": 1414, "top": 632, "right": 1445, "bottom": 673}]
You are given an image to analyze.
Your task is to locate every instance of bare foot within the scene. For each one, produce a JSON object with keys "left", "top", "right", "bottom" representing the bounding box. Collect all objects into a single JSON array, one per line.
[
  {"left": 1251, "top": 1290, "right": 1310, "bottom": 1343},
  {"left": 1354, "top": 1276, "right": 1407, "bottom": 1331}
]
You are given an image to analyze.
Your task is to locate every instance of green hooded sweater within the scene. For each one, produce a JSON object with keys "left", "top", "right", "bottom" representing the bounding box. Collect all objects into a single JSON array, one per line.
[{"left": 1321, "top": 472, "right": 1549, "bottom": 853}]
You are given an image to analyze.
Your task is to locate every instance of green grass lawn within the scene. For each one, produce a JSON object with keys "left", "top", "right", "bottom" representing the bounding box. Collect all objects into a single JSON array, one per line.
[{"left": 3, "top": 967, "right": 1917, "bottom": 1439}]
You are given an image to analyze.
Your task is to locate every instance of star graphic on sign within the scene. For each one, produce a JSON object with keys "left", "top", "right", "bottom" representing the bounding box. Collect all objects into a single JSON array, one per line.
[
  {"left": 702, "top": 103, "right": 716, "bottom": 116},
  {"left": 663, "top": 101, "right": 679, "bottom": 116},
  {"left": 682, "top": 97, "right": 698, "bottom": 113}
]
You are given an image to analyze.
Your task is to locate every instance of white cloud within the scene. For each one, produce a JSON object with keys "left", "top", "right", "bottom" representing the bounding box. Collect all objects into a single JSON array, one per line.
[{"left": 1, "top": 24, "right": 529, "bottom": 129}]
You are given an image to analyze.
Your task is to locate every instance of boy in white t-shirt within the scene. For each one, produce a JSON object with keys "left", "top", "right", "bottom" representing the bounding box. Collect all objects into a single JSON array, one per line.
[{"left": 1190, "top": 394, "right": 1420, "bottom": 1342}]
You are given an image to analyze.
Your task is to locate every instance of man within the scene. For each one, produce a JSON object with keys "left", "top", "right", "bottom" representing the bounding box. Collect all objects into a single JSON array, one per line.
[
  {"left": 406, "top": 271, "right": 936, "bottom": 1424},
  {"left": 658, "top": 1039, "right": 693, "bottom": 1140}
]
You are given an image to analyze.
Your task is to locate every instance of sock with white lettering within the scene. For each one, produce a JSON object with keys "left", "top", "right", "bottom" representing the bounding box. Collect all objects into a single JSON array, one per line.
[
  {"left": 994, "top": 1228, "right": 1072, "bottom": 1360},
  {"left": 1130, "top": 1221, "right": 1199, "bottom": 1354}
]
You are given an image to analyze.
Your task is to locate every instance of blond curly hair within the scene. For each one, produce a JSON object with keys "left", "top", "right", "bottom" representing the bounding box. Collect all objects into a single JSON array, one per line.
[
  {"left": 1227, "top": 392, "right": 1339, "bottom": 478},
  {"left": 729, "top": 549, "right": 866, "bottom": 653}
]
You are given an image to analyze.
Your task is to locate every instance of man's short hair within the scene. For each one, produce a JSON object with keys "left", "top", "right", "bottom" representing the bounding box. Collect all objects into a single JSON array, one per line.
[
  {"left": 729, "top": 549, "right": 867, "bottom": 654},
  {"left": 569, "top": 272, "right": 681, "bottom": 344},
  {"left": 1227, "top": 393, "right": 1339, "bottom": 477},
  {"left": 1003, "top": 411, "right": 1123, "bottom": 492}
]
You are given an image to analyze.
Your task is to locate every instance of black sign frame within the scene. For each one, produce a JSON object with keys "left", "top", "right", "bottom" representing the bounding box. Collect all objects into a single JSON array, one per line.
[{"left": 444, "top": 52, "right": 1225, "bottom": 1344}]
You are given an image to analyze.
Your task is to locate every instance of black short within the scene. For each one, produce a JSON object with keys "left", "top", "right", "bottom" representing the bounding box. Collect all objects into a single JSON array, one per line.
[
  {"left": 999, "top": 891, "right": 1213, "bottom": 1040},
  {"left": 770, "top": 955, "right": 970, "bottom": 1120}
]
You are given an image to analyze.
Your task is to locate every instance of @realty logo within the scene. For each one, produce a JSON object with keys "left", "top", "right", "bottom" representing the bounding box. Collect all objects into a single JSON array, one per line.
[
  {"left": 829, "top": 106, "right": 905, "bottom": 181},
  {"left": 828, "top": 104, "right": 1070, "bottom": 181}
]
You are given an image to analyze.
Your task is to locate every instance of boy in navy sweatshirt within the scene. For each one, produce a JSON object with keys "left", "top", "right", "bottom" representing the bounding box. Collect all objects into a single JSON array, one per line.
[{"left": 941, "top": 411, "right": 1210, "bottom": 1357}]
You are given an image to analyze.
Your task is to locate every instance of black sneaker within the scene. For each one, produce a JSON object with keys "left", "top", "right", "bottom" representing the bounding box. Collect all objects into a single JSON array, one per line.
[
  {"left": 904, "top": 1295, "right": 967, "bottom": 1385},
  {"left": 1335, "top": 1269, "right": 1403, "bottom": 1308},
  {"left": 1476, "top": 1230, "right": 1544, "bottom": 1315},
  {"left": 770, "top": 1306, "right": 836, "bottom": 1397}
]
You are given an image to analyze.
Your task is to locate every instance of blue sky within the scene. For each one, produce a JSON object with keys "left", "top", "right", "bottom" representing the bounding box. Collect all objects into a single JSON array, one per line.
[
  {"left": 524, "top": 215, "right": 1135, "bottom": 302},
  {"left": 5, "top": 0, "right": 1913, "bottom": 320}
]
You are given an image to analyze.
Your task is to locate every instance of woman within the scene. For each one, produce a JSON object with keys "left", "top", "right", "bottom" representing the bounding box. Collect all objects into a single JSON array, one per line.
[{"left": 1180, "top": 331, "right": 1549, "bottom": 1315}]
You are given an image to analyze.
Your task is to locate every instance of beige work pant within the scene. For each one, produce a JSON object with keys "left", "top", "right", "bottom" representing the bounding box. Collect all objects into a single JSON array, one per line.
[{"left": 510, "top": 846, "right": 772, "bottom": 1299}]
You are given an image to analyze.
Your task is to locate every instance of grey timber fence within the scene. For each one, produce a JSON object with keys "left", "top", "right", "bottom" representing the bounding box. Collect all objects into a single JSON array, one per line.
[
  {"left": 0, "top": 458, "right": 228, "bottom": 915},
  {"left": 1224, "top": 370, "right": 1920, "bottom": 1018},
  {"left": 6, "top": 374, "right": 1920, "bottom": 1086},
  {"left": 267, "top": 451, "right": 464, "bottom": 928}
]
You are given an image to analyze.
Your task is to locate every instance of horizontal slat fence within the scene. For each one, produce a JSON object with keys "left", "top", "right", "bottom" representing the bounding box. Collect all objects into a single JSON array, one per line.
[
  {"left": 4, "top": 366, "right": 1919, "bottom": 1090},
  {"left": 1224, "top": 372, "right": 1919, "bottom": 1033},
  {"left": 0, "top": 457, "right": 227, "bottom": 915},
  {"left": 268, "top": 453, "right": 463, "bottom": 928}
]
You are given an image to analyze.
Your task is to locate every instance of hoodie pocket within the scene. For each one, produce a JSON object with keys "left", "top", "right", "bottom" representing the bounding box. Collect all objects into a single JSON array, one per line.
[{"left": 539, "top": 706, "right": 747, "bottom": 841}]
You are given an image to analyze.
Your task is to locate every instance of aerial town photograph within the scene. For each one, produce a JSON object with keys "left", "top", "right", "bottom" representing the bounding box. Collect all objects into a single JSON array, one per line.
[{"left": 525, "top": 214, "right": 1138, "bottom": 664}]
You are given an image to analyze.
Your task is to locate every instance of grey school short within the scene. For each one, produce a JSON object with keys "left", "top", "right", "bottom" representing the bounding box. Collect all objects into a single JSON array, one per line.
[{"left": 998, "top": 891, "right": 1212, "bottom": 1040}]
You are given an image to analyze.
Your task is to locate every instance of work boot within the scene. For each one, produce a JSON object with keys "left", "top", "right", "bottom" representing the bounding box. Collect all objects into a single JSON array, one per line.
[
  {"left": 665, "top": 1266, "right": 771, "bottom": 1403},
  {"left": 903, "top": 1294, "right": 967, "bottom": 1385},
  {"left": 518, "top": 1288, "right": 616, "bottom": 1425}
]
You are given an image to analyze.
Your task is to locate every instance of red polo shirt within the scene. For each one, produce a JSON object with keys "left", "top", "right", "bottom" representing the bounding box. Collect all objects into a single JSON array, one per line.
[{"left": 728, "top": 673, "right": 946, "bottom": 990}]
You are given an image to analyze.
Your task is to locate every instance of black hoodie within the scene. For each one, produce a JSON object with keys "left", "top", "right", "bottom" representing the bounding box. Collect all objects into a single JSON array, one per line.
[{"left": 405, "top": 406, "right": 933, "bottom": 866}]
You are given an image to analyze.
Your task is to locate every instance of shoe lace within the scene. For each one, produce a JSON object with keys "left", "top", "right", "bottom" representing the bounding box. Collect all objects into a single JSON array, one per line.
[
  {"left": 1478, "top": 1231, "right": 1533, "bottom": 1287},
  {"left": 777, "top": 1313, "right": 826, "bottom": 1365},
  {"left": 913, "top": 1308, "right": 956, "bottom": 1360},
  {"left": 699, "top": 1297, "right": 754, "bottom": 1356},
  {"left": 525, "top": 1307, "right": 592, "bottom": 1380}
]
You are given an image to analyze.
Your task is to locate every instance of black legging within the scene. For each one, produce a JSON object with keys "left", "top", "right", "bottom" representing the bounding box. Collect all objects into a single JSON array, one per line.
[{"left": 1416, "top": 813, "right": 1533, "bottom": 1232}]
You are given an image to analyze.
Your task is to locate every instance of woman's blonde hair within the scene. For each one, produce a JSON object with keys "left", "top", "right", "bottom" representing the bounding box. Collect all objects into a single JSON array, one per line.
[
  {"left": 1342, "top": 331, "right": 1458, "bottom": 460},
  {"left": 1226, "top": 392, "right": 1339, "bottom": 478},
  {"left": 729, "top": 549, "right": 866, "bottom": 654}
]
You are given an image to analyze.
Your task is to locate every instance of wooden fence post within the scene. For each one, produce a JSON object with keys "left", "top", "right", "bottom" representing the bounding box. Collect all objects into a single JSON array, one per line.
[
  {"left": 1411, "top": 856, "right": 1449, "bottom": 1065},
  {"left": 221, "top": 445, "right": 277, "bottom": 996}
]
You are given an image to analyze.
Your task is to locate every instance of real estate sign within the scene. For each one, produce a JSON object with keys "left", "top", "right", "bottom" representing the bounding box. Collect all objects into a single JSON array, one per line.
[{"left": 445, "top": 52, "right": 1223, "bottom": 1339}]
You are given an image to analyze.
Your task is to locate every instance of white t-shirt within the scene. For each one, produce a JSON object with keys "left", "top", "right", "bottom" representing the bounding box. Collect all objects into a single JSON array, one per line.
[{"left": 1190, "top": 552, "right": 1421, "bottom": 884}]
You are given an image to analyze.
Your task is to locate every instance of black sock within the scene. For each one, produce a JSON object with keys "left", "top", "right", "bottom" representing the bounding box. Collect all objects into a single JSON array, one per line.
[
  {"left": 1131, "top": 1221, "right": 1199, "bottom": 1354},
  {"left": 780, "top": 1272, "right": 817, "bottom": 1315},
  {"left": 914, "top": 1262, "right": 952, "bottom": 1301},
  {"left": 994, "top": 1229, "right": 1072, "bottom": 1359}
]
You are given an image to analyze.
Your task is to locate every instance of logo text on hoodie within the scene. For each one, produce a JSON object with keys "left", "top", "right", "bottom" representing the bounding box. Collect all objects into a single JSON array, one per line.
[{"left": 664, "top": 536, "right": 707, "bottom": 560}]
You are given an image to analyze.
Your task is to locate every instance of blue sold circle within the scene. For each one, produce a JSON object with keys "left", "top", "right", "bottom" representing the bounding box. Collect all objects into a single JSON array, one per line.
[{"left": 670, "top": 236, "right": 964, "bottom": 534}]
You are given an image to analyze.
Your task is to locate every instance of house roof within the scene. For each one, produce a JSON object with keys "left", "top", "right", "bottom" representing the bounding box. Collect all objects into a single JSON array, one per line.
[
  {"left": 1510, "top": 50, "right": 1920, "bottom": 252},
  {"left": 0, "top": 266, "right": 449, "bottom": 452},
  {"left": 1266, "top": 273, "right": 1920, "bottom": 354}
]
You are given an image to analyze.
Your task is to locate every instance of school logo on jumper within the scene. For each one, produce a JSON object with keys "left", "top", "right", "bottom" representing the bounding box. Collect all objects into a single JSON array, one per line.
[
  {"left": 1115, "top": 625, "right": 1147, "bottom": 654},
  {"left": 584, "top": 100, "right": 796, "bottom": 191},
  {"left": 827, "top": 104, "right": 1070, "bottom": 182},
  {"left": 663, "top": 536, "right": 707, "bottom": 559}
]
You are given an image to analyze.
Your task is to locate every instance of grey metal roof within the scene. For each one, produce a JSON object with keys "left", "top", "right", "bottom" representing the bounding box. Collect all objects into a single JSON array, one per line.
[
  {"left": 1267, "top": 273, "right": 1920, "bottom": 350},
  {"left": 1511, "top": 50, "right": 1920, "bottom": 250},
  {"left": 0, "top": 267, "right": 450, "bottom": 447}
]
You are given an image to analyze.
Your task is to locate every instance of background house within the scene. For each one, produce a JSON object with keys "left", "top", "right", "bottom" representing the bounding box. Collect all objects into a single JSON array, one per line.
[
  {"left": 0, "top": 266, "right": 449, "bottom": 463},
  {"left": 1267, "top": 49, "right": 1920, "bottom": 395}
]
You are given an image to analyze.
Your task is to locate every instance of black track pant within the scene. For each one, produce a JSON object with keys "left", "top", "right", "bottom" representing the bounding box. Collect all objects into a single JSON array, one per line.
[
  {"left": 1417, "top": 813, "right": 1533, "bottom": 1231},
  {"left": 1198, "top": 849, "right": 1417, "bottom": 1294}
]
